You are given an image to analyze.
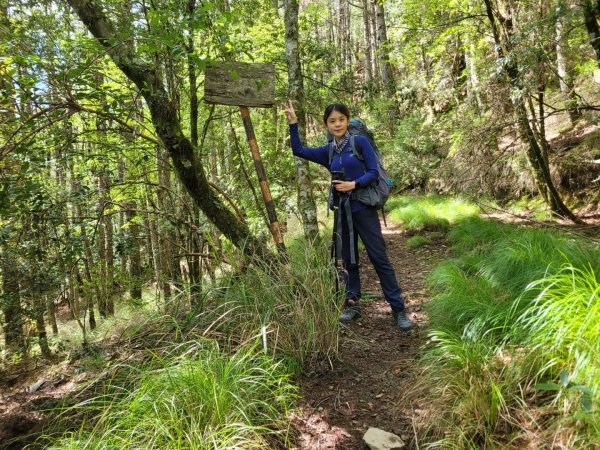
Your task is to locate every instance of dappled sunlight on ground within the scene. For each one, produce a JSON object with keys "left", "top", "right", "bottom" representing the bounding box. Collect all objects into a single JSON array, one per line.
[{"left": 293, "top": 220, "right": 449, "bottom": 449}]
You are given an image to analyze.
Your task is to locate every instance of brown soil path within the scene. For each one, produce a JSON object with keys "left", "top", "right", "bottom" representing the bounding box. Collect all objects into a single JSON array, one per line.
[{"left": 293, "top": 223, "right": 449, "bottom": 449}]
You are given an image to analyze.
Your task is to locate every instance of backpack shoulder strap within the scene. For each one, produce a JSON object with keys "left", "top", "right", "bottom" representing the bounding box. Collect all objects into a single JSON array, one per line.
[
  {"left": 328, "top": 142, "right": 334, "bottom": 166},
  {"left": 349, "top": 135, "right": 364, "bottom": 161}
]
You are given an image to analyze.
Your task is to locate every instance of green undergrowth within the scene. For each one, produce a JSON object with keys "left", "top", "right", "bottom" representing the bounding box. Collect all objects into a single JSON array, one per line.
[
  {"left": 40, "top": 234, "right": 341, "bottom": 449},
  {"left": 413, "top": 216, "right": 600, "bottom": 448},
  {"left": 45, "top": 340, "right": 298, "bottom": 449},
  {"left": 406, "top": 234, "right": 429, "bottom": 249},
  {"left": 198, "top": 235, "right": 341, "bottom": 369},
  {"left": 387, "top": 194, "right": 480, "bottom": 232}
]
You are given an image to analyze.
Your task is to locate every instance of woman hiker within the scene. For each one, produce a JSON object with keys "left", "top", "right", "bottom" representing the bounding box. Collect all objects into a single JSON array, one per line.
[{"left": 283, "top": 100, "right": 413, "bottom": 331}]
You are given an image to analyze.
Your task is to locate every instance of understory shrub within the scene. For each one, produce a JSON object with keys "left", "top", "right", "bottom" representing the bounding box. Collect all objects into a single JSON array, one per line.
[
  {"left": 387, "top": 194, "right": 480, "bottom": 232},
  {"left": 413, "top": 217, "right": 600, "bottom": 448}
]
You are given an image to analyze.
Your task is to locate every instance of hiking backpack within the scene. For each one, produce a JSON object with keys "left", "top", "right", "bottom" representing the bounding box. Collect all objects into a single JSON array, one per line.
[{"left": 327, "top": 118, "right": 391, "bottom": 210}]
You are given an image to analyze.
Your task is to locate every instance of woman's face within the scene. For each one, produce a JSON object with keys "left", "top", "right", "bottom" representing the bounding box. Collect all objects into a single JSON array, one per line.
[{"left": 325, "top": 110, "right": 349, "bottom": 140}]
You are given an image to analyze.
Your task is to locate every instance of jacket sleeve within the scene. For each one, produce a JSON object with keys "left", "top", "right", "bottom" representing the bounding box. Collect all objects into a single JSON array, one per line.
[
  {"left": 289, "top": 123, "right": 330, "bottom": 168},
  {"left": 354, "top": 136, "right": 379, "bottom": 187}
]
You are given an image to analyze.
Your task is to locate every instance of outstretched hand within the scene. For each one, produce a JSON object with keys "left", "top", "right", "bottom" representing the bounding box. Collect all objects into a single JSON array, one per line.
[{"left": 283, "top": 100, "right": 298, "bottom": 124}]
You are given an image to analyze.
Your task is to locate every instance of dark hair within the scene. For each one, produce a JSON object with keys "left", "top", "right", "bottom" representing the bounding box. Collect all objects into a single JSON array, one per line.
[{"left": 323, "top": 103, "right": 351, "bottom": 123}]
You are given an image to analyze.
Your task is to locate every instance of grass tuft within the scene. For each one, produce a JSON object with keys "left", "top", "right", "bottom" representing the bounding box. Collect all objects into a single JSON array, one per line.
[
  {"left": 406, "top": 235, "right": 429, "bottom": 249},
  {"left": 198, "top": 235, "right": 341, "bottom": 369},
  {"left": 45, "top": 340, "right": 298, "bottom": 449}
]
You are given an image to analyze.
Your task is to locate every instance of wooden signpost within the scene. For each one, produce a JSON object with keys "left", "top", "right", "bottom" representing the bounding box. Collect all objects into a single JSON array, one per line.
[{"left": 204, "top": 62, "right": 286, "bottom": 256}]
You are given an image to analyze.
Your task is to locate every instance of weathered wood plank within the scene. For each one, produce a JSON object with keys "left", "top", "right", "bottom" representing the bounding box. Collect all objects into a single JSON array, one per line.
[{"left": 204, "top": 62, "right": 275, "bottom": 107}]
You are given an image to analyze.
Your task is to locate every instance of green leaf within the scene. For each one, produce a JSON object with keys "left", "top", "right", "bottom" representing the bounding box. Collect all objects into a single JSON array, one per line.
[
  {"left": 581, "top": 393, "right": 593, "bottom": 413},
  {"left": 560, "top": 369, "right": 569, "bottom": 388},
  {"left": 570, "top": 385, "right": 593, "bottom": 394},
  {"left": 534, "top": 383, "right": 562, "bottom": 391}
]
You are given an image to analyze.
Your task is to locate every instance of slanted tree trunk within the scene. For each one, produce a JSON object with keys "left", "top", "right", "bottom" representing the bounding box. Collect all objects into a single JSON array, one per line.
[
  {"left": 483, "top": 0, "right": 581, "bottom": 223},
  {"left": 284, "top": 0, "right": 319, "bottom": 242},
  {"left": 65, "top": 0, "right": 273, "bottom": 264}
]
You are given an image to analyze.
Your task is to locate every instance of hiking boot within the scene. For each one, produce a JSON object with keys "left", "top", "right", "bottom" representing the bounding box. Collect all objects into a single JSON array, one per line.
[
  {"left": 339, "top": 306, "right": 360, "bottom": 324},
  {"left": 393, "top": 308, "right": 413, "bottom": 331}
]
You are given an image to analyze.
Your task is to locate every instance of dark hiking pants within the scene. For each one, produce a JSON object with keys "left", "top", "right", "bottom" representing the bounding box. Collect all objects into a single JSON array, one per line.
[{"left": 340, "top": 205, "right": 405, "bottom": 310}]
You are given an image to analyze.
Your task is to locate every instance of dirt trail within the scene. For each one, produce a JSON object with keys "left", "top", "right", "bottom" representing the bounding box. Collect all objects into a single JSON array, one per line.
[{"left": 293, "top": 223, "right": 448, "bottom": 449}]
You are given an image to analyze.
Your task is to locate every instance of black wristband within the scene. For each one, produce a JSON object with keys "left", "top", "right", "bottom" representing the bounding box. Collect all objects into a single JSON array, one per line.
[{"left": 354, "top": 180, "right": 361, "bottom": 189}]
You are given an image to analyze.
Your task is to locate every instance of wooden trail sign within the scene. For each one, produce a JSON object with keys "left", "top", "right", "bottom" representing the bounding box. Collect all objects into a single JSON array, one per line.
[
  {"left": 204, "top": 62, "right": 275, "bottom": 107},
  {"left": 204, "top": 62, "right": 285, "bottom": 255}
]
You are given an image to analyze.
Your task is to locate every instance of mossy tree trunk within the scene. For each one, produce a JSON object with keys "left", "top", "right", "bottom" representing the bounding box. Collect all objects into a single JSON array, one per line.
[{"left": 483, "top": 0, "right": 581, "bottom": 223}]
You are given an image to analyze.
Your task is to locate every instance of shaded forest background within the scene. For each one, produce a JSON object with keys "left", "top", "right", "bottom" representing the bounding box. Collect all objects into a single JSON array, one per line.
[{"left": 1, "top": 0, "right": 599, "bottom": 382}]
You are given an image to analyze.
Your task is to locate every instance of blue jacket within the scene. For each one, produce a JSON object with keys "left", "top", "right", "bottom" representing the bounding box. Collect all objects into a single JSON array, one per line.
[{"left": 289, "top": 123, "right": 378, "bottom": 212}]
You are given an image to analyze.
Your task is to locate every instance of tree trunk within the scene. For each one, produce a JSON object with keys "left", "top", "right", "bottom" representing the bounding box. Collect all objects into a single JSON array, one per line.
[
  {"left": 362, "top": 0, "right": 373, "bottom": 85},
  {"left": 97, "top": 191, "right": 108, "bottom": 318},
  {"left": 339, "top": 0, "right": 351, "bottom": 67},
  {"left": 69, "top": 156, "right": 98, "bottom": 330},
  {"left": 187, "top": 0, "right": 198, "bottom": 149},
  {"left": 118, "top": 159, "right": 128, "bottom": 274},
  {"left": 70, "top": 266, "right": 88, "bottom": 344},
  {"left": 103, "top": 179, "right": 115, "bottom": 315},
  {"left": 555, "top": 5, "right": 580, "bottom": 123},
  {"left": 582, "top": 0, "right": 600, "bottom": 66},
  {"left": 144, "top": 182, "right": 164, "bottom": 299},
  {"left": 46, "top": 295, "right": 59, "bottom": 336},
  {"left": 188, "top": 204, "right": 203, "bottom": 306},
  {"left": 156, "top": 146, "right": 176, "bottom": 299},
  {"left": 35, "top": 306, "right": 51, "bottom": 358},
  {"left": 370, "top": 0, "right": 380, "bottom": 88},
  {"left": 284, "top": 0, "right": 319, "bottom": 242},
  {"left": 66, "top": 0, "right": 274, "bottom": 264},
  {"left": 374, "top": 1, "right": 398, "bottom": 124},
  {"left": 126, "top": 203, "right": 143, "bottom": 304},
  {"left": 483, "top": 0, "right": 581, "bottom": 223},
  {"left": 1, "top": 249, "right": 24, "bottom": 355},
  {"left": 465, "top": 41, "right": 484, "bottom": 112}
]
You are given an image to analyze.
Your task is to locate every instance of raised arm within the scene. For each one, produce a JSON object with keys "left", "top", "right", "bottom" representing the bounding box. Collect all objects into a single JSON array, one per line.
[{"left": 284, "top": 100, "right": 329, "bottom": 168}]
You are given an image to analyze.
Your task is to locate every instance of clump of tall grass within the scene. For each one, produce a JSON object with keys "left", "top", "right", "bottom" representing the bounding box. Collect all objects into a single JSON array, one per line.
[
  {"left": 387, "top": 194, "right": 479, "bottom": 232},
  {"left": 412, "top": 217, "right": 600, "bottom": 448},
  {"left": 45, "top": 340, "right": 298, "bottom": 449},
  {"left": 518, "top": 265, "right": 600, "bottom": 403},
  {"left": 197, "top": 235, "right": 341, "bottom": 370}
]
